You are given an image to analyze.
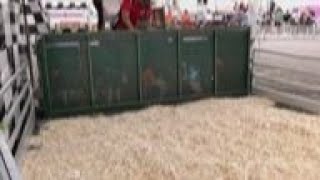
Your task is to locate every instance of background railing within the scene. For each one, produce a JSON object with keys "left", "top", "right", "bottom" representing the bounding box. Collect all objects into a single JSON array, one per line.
[
  {"left": 255, "top": 24, "right": 320, "bottom": 40},
  {"left": 252, "top": 46, "right": 320, "bottom": 114},
  {"left": 0, "top": 133, "right": 21, "bottom": 180},
  {"left": 0, "top": 49, "right": 35, "bottom": 161}
]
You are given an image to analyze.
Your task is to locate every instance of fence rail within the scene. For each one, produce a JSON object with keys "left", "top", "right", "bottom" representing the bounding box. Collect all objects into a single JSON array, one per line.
[
  {"left": 254, "top": 24, "right": 320, "bottom": 40},
  {"left": 253, "top": 46, "right": 320, "bottom": 114},
  {"left": 0, "top": 134, "right": 21, "bottom": 180},
  {"left": 0, "top": 51, "right": 35, "bottom": 161},
  {"left": 254, "top": 84, "right": 320, "bottom": 113}
]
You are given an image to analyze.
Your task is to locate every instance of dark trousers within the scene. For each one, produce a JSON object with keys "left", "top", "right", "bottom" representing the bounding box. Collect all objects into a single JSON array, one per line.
[{"left": 93, "top": 0, "right": 104, "bottom": 30}]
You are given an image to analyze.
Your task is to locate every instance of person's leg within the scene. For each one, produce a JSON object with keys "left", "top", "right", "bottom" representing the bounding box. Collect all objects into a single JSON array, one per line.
[{"left": 93, "top": 0, "right": 104, "bottom": 30}]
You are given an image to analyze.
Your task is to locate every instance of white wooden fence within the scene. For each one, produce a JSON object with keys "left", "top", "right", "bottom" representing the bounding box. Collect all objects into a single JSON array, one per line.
[{"left": 252, "top": 35, "right": 320, "bottom": 114}]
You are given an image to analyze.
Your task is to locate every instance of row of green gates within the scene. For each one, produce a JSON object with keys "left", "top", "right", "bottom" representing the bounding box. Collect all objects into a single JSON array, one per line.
[{"left": 38, "top": 28, "right": 251, "bottom": 116}]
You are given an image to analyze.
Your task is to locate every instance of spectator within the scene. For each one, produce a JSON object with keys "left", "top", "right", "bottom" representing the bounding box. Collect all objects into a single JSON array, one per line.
[
  {"left": 269, "top": 0, "right": 276, "bottom": 21},
  {"left": 300, "top": 12, "right": 308, "bottom": 25},
  {"left": 196, "top": 3, "right": 212, "bottom": 28},
  {"left": 282, "top": 10, "right": 291, "bottom": 33},
  {"left": 306, "top": 15, "right": 313, "bottom": 26},
  {"left": 165, "top": 9, "right": 174, "bottom": 29},
  {"left": 235, "top": 2, "right": 248, "bottom": 27},
  {"left": 308, "top": 9, "right": 316, "bottom": 25},
  {"left": 283, "top": 10, "right": 291, "bottom": 23},
  {"left": 225, "top": 13, "right": 233, "bottom": 26},
  {"left": 93, "top": 0, "right": 104, "bottom": 30},
  {"left": 114, "top": 0, "right": 152, "bottom": 30},
  {"left": 275, "top": 7, "right": 283, "bottom": 29},
  {"left": 205, "top": 9, "right": 213, "bottom": 23},
  {"left": 181, "top": 10, "right": 193, "bottom": 29},
  {"left": 239, "top": 2, "right": 248, "bottom": 13},
  {"left": 270, "top": 0, "right": 276, "bottom": 14},
  {"left": 291, "top": 9, "right": 300, "bottom": 25},
  {"left": 233, "top": 2, "right": 239, "bottom": 12},
  {"left": 196, "top": 4, "right": 206, "bottom": 28}
]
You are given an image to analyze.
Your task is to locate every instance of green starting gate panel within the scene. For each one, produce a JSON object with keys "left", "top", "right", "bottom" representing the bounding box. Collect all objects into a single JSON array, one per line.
[
  {"left": 139, "top": 31, "right": 178, "bottom": 102},
  {"left": 38, "top": 28, "right": 251, "bottom": 117},
  {"left": 89, "top": 32, "right": 139, "bottom": 108},
  {"left": 179, "top": 30, "right": 214, "bottom": 98},
  {"left": 215, "top": 28, "right": 250, "bottom": 96},
  {"left": 41, "top": 34, "right": 91, "bottom": 115}
]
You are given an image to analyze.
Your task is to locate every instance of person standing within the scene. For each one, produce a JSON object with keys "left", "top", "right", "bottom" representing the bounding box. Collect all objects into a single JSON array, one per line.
[
  {"left": 275, "top": 7, "right": 283, "bottom": 32},
  {"left": 283, "top": 10, "right": 291, "bottom": 33},
  {"left": 165, "top": 8, "right": 174, "bottom": 28},
  {"left": 93, "top": 0, "right": 104, "bottom": 30},
  {"left": 114, "top": 0, "right": 152, "bottom": 30},
  {"left": 181, "top": 9, "right": 193, "bottom": 29},
  {"left": 283, "top": 10, "right": 291, "bottom": 23}
]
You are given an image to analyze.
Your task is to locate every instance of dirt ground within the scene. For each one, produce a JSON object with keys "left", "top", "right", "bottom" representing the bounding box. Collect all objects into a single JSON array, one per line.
[{"left": 22, "top": 97, "right": 320, "bottom": 180}]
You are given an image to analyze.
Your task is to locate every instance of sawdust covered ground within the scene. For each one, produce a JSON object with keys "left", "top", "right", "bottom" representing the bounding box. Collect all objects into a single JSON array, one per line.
[{"left": 22, "top": 97, "right": 320, "bottom": 180}]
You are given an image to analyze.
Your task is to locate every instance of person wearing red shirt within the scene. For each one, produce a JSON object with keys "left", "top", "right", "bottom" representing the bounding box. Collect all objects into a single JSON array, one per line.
[
  {"left": 114, "top": 0, "right": 152, "bottom": 30},
  {"left": 165, "top": 9, "right": 174, "bottom": 28},
  {"left": 181, "top": 10, "right": 193, "bottom": 29}
]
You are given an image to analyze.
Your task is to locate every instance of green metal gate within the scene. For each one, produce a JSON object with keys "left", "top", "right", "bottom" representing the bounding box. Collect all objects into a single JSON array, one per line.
[
  {"left": 89, "top": 32, "right": 139, "bottom": 108},
  {"left": 40, "top": 34, "right": 91, "bottom": 115},
  {"left": 215, "top": 28, "right": 250, "bottom": 96},
  {"left": 179, "top": 30, "right": 214, "bottom": 98},
  {"left": 139, "top": 31, "right": 178, "bottom": 102},
  {"left": 38, "top": 28, "right": 251, "bottom": 117}
]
